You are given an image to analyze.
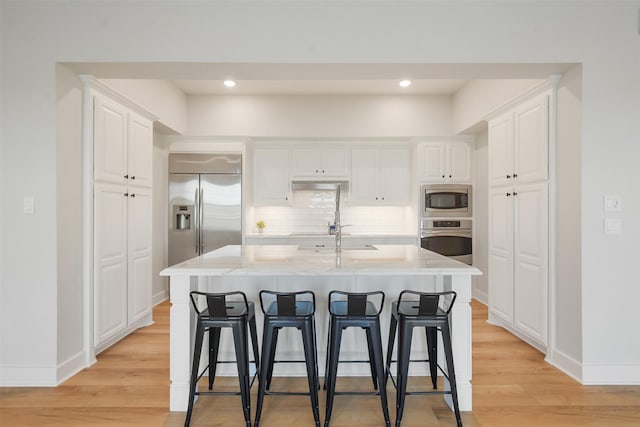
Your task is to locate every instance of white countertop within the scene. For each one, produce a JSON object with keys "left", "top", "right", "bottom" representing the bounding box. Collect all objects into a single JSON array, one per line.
[{"left": 161, "top": 244, "right": 482, "bottom": 277}]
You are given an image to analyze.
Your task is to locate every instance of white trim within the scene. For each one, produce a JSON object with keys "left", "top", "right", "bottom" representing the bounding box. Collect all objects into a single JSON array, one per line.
[
  {"left": 472, "top": 290, "right": 488, "bottom": 305},
  {"left": 0, "top": 366, "right": 57, "bottom": 387},
  {"left": 546, "top": 348, "right": 582, "bottom": 383},
  {"left": 56, "top": 351, "right": 88, "bottom": 385},
  {"left": 582, "top": 363, "right": 640, "bottom": 385},
  {"left": 481, "top": 78, "right": 557, "bottom": 123},
  {"left": 487, "top": 313, "right": 546, "bottom": 354},
  {"left": 78, "top": 75, "right": 158, "bottom": 122},
  {"left": 153, "top": 290, "right": 169, "bottom": 306},
  {"left": 94, "top": 314, "right": 153, "bottom": 355}
]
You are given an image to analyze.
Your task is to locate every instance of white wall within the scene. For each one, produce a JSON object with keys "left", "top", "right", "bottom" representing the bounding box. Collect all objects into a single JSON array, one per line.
[
  {"left": 453, "top": 79, "right": 543, "bottom": 134},
  {"left": 472, "top": 131, "right": 489, "bottom": 304},
  {"left": 554, "top": 64, "right": 583, "bottom": 373},
  {"left": 100, "top": 79, "right": 187, "bottom": 134},
  {"left": 152, "top": 133, "right": 169, "bottom": 305},
  {"left": 55, "top": 64, "right": 85, "bottom": 380},
  {"left": 2, "top": 0, "right": 640, "bottom": 386},
  {"left": 187, "top": 95, "right": 452, "bottom": 137}
]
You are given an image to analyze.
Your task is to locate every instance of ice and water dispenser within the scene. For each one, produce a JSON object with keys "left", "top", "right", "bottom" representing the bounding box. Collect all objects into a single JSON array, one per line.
[{"left": 173, "top": 205, "right": 193, "bottom": 230}]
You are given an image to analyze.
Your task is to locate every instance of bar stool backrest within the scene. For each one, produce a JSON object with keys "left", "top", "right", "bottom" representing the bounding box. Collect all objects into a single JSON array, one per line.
[
  {"left": 328, "top": 290, "right": 385, "bottom": 316},
  {"left": 259, "top": 290, "right": 316, "bottom": 317},
  {"left": 189, "top": 290, "right": 249, "bottom": 318},
  {"left": 397, "top": 290, "right": 457, "bottom": 317}
]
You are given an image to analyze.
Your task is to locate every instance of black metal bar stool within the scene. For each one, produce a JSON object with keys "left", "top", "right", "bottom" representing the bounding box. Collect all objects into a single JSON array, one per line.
[
  {"left": 324, "top": 291, "right": 391, "bottom": 427},
  {"left": 185, "top": 291, "right": 260, "bottom": 427},
  {"left": 254, "top": 290, "right": 321, "bottom": 427},
  {"left": 385, "top": 290, "right": 462, "bottom": 427}
]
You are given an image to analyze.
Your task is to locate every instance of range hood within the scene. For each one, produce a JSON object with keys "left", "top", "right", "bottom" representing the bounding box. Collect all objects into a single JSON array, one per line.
[{"left": 291, "top": 180, "right": 349, "bottom": 191}]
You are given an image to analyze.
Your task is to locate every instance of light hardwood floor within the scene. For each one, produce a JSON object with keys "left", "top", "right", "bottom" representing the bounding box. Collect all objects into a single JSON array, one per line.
[{"left": 2, "top": 300, "right": 640, "bottom": 426}]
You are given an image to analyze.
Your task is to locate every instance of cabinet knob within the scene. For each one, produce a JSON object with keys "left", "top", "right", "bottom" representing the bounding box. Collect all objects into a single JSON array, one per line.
[
  {"left": 130, "top": 193, "right": 136, "bottom": 198},
  {"left": 375, "top": 197, "right": 379, "bottom": 200},
  {"left": 442, "top": 174, "right": 445, "bottom": 178},
  {"left": 513, "top": 173, "right": 518, "bottom": 178},
  {"left": 316, "top": 169, "right": 319, "bottom": 173},
  {"left": 322, "top": 170, "right": 325, "bottom": 173},
  {"left": 124, "top": 174, "right": 129, "bottom": 179},
  {"left": 124, "top": 192, "right": 129, "bottom": 197},
  {"left": 513, "top": 192, "right": 518, "bottom": 196},
  {"left": 131, "top": 176, "right": 135, "bottom": 180},
  {"left": 381, "top": 197, "right": 385, "bottom": 200},
  {"left": 506, "top": 174, "right": 511, "bottom": 179},
  {"left": 506, "top": 192, "right": 511, "bottom": 197},
  {"left": 449, "top": 174, "right": 452, "bottom": 178}
]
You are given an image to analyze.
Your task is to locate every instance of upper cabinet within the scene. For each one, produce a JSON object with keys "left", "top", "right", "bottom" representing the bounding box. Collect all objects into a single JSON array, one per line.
[
  {"left": 489, "top": 92, "right": 549, "bottom": 187},
  {"left": 419, "top": 141, "right": 472, "bottom": 184},
  {"left": 94, "top": 93, "right": 153, "bottom": 188},
  {"left": 351, "top": 143, "right": 410, "bottom": 205},
  {"left": 253, "top": 144, "right": 291, "bottom": 206},
  {"left": 290, "top": 143, "right": 349, "bottom": 179}
]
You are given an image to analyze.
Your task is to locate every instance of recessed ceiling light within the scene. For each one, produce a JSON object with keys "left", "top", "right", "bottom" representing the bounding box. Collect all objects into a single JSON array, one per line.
[
  {"left": 223, "top": 80, "right": 236, "bottom": 88},
  {"left": 399, "top": 80, "right": 412, "bottom": 87}
]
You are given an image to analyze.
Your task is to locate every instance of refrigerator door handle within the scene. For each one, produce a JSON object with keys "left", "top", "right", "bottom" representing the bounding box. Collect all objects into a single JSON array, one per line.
[
  {"left": 199, "top": 187, "right": 204, "bottom": 254},
  {"left": 194, "top": 187, "right": 200, "bottom": 254}
]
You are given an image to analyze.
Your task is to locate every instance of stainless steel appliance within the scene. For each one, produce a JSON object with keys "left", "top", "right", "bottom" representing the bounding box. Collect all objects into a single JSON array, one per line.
[
  {"left": 421, "top": 184, "right": 472, "bottom": 217},
  {"left": 420, "top": 219, "right": 472, "bottom": 265},
  {"left": 168, "top": 153, "right": 242, "bottom": 265}
]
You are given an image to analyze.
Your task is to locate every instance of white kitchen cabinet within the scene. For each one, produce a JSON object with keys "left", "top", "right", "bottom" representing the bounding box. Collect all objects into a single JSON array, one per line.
[
  {"left": 94, "top": 93, "right": 153, "bottom": 188},
  {"left": 488, "top": 91, "right": 550, "bottom": 350},
  {"left": 253, "top": 145, "right": 291, "bottom": 206},
  {"left": 489, "top": 92, "right": 549, "bottom": 187},
  {"left": 419, "top": 141, "right": 472, "bottom": 184},
  {"left": 291, "top": 143, "right": 349, "bottom": 179},
  {"left": 351, "top": 144, "right": 410, "bottom": 205},
  {"left": 91, "top": 88, "right": 153, "bottom": 352}
]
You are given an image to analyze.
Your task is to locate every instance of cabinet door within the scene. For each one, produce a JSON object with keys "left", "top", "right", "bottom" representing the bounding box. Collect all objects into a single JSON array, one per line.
[
  {"left": 127, "top": 112, "right": 153, "bottom": 188},
  {"left": 322, "top": 144, "right": 349, "bottom": 177},
  {"left": 488, "top": 186, "right": 514, "bottom": 324},
  {"left": 94, "top": 182, "right": 128, "bottom": 345},
  {"left": 94, "top": 95, "right": 127, "bottom": 184},
  {"left": 379, "top": 145, "right": 410, "bottom": 205},
  {"left": 447, "top": 142, "right": 472, "bottom": 183},
  {"left": 488, "top": 113, "right": 514, "bottom": 187},
  {"left": 253, "top": 146, "right": 290, "bottom": 206},
  {"left": 127, "top": 187, "right": 152, "bottom": 324},
  {"left": 514, "top": 93, "right": 549, "bottom": 184},
  {"left": 513, "top": 182, "right": 548, "bottom": 345},
  {"left": 420, "top": 142, "right": 446, "bottom": 182},
  {"left": 350, "top": 145, "right": 379, "bottom": 205},
  {"left": 290, "top": 146, "right": 320, "bottom": 177}
]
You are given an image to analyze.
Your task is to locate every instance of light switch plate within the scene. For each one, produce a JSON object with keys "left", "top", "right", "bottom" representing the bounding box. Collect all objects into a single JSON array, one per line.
[
  {"left": 603, "top": 195, "right": 622, "bottom": 212},
  {"left": 23, "top": 197, "right": 35, "bottom": 214},
  {"left": 604, "top": 217, "right": 622, "bottom": 235}
]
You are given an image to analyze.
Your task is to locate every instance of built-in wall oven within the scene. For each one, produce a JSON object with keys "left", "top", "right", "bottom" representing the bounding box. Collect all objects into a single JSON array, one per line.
[
  {"left": 421, "top": 184, "right": 472, "bottom": 217},
  {"left": 420, "top": 219, "right": 472, "bottom": 265}
]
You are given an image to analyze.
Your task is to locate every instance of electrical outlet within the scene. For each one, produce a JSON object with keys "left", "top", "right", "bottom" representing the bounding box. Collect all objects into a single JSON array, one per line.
[
  {"left": 23, "top": 197, "right": 35, "bottom": 214},
  {"left": 604, "top": 217, "right": 622, "bottom": 235},
  {"left": 603, "top": 195, "right": 621, "bottom": 212}
]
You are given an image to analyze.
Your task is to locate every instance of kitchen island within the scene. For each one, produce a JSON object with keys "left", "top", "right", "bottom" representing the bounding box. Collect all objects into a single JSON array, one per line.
[{"left": 161, "top": 244, "right": 481, "bottom": 413}]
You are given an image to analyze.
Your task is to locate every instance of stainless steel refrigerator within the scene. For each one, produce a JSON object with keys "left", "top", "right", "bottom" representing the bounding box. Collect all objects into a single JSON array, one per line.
[{"left": 168, "top": 153, "right": 242, "bottom": 265}]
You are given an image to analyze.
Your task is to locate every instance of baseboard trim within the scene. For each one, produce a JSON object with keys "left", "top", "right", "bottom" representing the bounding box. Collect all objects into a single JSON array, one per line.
[
  {"left": 472, "top": 292, "right": 488, "bottom": 306},
  {"left": 0, "top": 365, "right": 57, "bottom": 386},
  {"left": 582, "top": 363, "right": 640, "bottom": 385},
  {"left": 94, "top": 313, "right": 153, "bottom": 354},
  {"left": 153, "top": 290, "right": 168, "bottom": 306},
  {"left": 487, "top": 312, "right": 547, "bottom": 354},
  {"left": 546, "top": 348, "right": 582, "bottom": 383},
  {"left": 56, "top": 351, "right": 87, "bottom": 385}
]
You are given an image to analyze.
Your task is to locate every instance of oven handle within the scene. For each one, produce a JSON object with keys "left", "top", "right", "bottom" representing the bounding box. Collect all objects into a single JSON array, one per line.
[{"left": 421, "top": 230, "right": 472, "bottom": 238}]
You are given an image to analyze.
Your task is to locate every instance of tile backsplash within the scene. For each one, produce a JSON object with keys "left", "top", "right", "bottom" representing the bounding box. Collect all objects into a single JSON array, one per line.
[{"left": 248, "top": 189, "right": 416, "bottom": 235}]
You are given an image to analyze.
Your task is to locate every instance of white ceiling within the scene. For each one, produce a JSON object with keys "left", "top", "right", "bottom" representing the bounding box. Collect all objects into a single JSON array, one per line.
[{"left": 67, "top": 62, "right": 575, "bottom": 96}]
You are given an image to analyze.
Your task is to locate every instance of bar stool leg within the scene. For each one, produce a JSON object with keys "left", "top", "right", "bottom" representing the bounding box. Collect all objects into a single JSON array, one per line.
[
  {"left": 232, "top": 322, "right": 252, "bottom": 427},
  {"left": 365, "top": 328, "right": 379, "bottom": 390},
  {"left": 426, "top": 326, "right": 438, "bottom": 390},
  {"left": 254, "top": 323, "right": 275, "bottom": 427},
  {"left": 323, "top": 316, "right": 332, "bottom": 390},
  {"left": 395, "top": 322, "right": 413, "bottom": 427},
  {"left": 208, "top": 327, "right": 221, "bottom": 390},
  {"left": 185, "top": 321, "right": 204, "bottom": 427},
  {"left": 323, "top": 318, "right": 342, "bottom": 427},
  {"left": 385, "top": 314, "right": 397, "bottom": 387},
  {"left": 249, "top": 315, "right": 261, "bottom": 376},
  {"left": 369, "top": 321, "right": 391, "bottom": 427},
  {"left": 441, "top": 322, "right": 463, "bottom": 427},
  {"left": 265, "top": 328, "right": 279, "bottom": 390},
  {"left": 302, "top": 321, "right": 321, "bottom": 427}
]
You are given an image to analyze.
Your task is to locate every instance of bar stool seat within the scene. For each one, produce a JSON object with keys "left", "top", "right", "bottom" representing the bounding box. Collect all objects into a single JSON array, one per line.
[
  {"left": 386, "top": 290, "right": 462, "bottom": 427},
  {"left": 324, "top": 291, "right": 391, "bottom": 427},
  {"left": 254, "top": 290, "right": 321, "bottom": 427},
  {"left": 185, "top": 291, "right": 260, "bottom": 427}
]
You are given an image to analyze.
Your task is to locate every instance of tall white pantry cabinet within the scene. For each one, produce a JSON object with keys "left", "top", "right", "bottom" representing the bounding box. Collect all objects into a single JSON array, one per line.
[
  {"left": 90, "top": 87, "right": 154, "bottom": 353},
  {"left": 488, "top": 90, "right": 550, "bottom": 351}
]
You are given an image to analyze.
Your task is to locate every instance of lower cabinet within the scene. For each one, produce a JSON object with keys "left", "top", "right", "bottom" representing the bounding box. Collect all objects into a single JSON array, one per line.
[
  {"left": 94, "top": 183, "right": 152, "bottom": 351},
  {"left": 488, "top": 182, "right": 548, "bottom": 349}
]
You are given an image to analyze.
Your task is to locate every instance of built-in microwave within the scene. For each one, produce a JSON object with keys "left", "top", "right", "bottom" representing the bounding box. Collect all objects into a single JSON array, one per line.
[{"left": 421, "top": 184, "right": 472, "bottom": 217}]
